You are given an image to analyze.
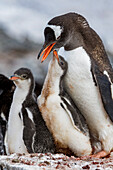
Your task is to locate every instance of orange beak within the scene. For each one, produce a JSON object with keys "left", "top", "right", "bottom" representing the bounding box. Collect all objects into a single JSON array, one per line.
[
  {"left": 40, "top": 42, "right": 56, "bottom": 63},
  {"left": 9, "top": 76, "right": 20, "bottom": 81},
  {"left": 53, "top": 50, "right": 59, "bottom": 62}
]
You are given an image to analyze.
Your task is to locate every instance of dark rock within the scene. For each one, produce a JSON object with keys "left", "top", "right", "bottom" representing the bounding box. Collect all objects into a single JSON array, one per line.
[{"left": 0, "top": 27, "right": 41, "bottom": 53}]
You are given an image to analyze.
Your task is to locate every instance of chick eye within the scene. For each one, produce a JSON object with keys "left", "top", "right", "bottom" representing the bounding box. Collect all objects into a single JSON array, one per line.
[{"left": 60, "top": 61, "right": 64, "bottom": 66}]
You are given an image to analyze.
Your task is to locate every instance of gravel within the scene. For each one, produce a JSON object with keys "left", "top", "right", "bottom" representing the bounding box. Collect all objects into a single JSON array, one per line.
[{"left": 1, "top": 153, "right": 113, "bottom": 170}]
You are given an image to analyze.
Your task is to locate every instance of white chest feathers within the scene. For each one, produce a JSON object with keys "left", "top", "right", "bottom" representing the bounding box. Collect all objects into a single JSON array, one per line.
[
  {"left": 6, "top": 88, "right": 28, "bottom": 154},
  {"left": 58, "top": 47, "right": 113, "bottom": 153},
  {"left": 58, "top": 47, "right": 105, "bottom": 120},
  {"left": 59, "top": 46, "right": 92, "bottom": 79}
]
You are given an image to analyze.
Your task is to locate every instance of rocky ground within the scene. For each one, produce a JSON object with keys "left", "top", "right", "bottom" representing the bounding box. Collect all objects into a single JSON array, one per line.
[{"left": 1, "top": 153, "right": 113, "bottom": 169}]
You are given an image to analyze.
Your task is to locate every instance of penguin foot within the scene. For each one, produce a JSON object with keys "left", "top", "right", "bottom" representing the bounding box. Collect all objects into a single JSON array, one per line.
[
  {"left": 80, "top": 151, "right": 109, "bottom": 159},
  {"left": 90, "top": 150, "right": 109, "bottom": 158}
]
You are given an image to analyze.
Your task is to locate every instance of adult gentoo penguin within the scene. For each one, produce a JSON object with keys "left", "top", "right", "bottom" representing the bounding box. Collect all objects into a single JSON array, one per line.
[
  {"left": 5, "top": 68, "right": 55, "bottom": 154},
  {"left": 37, "top": 52, "right": 92, "bottom": 157},
  {"left": 38, "top": 12, "right": 113, "bottom": 158}
]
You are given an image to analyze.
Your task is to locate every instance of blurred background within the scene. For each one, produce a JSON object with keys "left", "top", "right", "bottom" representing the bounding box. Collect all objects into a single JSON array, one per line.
[{"left": 0, "top": 0, "right": 113, "bottom": 85}]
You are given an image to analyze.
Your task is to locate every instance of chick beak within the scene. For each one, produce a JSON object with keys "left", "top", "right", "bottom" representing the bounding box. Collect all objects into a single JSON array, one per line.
[
  {"left": 53, "top": 50, "right": 59, "bottom": 62},
  {"left": 9, "top": 75, "right": 20, "bottom": 81},
  {"left": 38, "top": 42, "right": 56, "bottom": 63}
]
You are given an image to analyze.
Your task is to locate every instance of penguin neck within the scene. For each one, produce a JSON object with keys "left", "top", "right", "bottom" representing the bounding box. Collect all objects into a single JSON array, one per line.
[
  {"left": 13, "top": 88, "right": 28, "bottom": 105},
  {"left": 41, "top": 66, "right": 61, "bottom": 98},
  {"left": 25, "top": 80, "right": 35, "bottom": 101},
  {"left": 59, "top": 74, "right": 65, "bottom": 95},
  {"left": 63, "top": 30, "right": 84, "bottom": 51},
  {"left": 13, "top": 81, "right": 33, "bottom": 105}
]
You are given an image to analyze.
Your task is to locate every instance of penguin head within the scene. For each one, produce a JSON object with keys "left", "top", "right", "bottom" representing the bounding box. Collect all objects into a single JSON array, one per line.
[
  {"left": 38, "top": 12, "right": 89, "bottom": 62},
  {"left": 48, "top": 52, "right": 68, "bottom": 78},
  {"left": 58, "top": 55, "right": 68, "bottom": 73},
  {"left": 0, "top": 74, "right": 15, "bottom": 93},
  {"left": 9, "top": 68, "right": 34, "bottom": 89}
]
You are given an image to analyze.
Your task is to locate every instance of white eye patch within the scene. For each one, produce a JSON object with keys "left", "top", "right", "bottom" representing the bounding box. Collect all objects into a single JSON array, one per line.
[{"left": 46, "top": 24, "right": 62, "bottom": 39}]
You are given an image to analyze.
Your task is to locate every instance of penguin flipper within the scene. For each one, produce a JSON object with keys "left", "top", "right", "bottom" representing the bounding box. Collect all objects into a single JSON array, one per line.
[
  {"left": 22, "top": 107, "right": 36, "bottom": 153},
  {"left": 60, "top": 96, "right": 89, "bottom": 136},
  {"left": 92, "top": 65, "right": 113, "bottom": 122}
]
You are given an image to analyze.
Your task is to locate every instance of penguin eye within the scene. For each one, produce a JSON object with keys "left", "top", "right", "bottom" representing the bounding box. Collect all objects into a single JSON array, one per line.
[
  {"left": 22, "top": 74, "right": 27, "bottom": 79},
  {"left": 59, "top": 56, "right": 66, "bottom": 70},
  {"left": 60, "top": 61, "right": 64, "bottom": 66},
  {"left": 59, "top": 60, "right": 65, "bottom": 69}
]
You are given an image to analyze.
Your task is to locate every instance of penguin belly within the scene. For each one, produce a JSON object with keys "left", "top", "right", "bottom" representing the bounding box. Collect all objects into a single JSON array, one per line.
[
  {"left": 59, "top": 47, "right": 113, "bottom": 153},
  {"left": 7, "top": 102, "right": 28, "bottom": 154},
  {"left": 38, "top": 94, "right": 92, "bottom": 156}
]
